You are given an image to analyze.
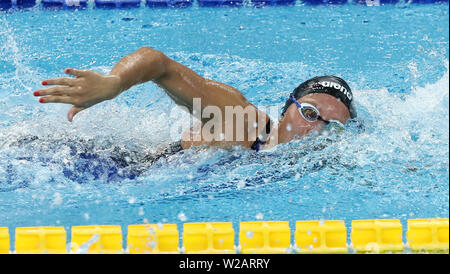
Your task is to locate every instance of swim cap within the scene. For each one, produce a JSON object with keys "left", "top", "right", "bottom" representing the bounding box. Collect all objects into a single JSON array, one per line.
[{"left": 281, "top": 75, "right": 357, "bottom": 119}]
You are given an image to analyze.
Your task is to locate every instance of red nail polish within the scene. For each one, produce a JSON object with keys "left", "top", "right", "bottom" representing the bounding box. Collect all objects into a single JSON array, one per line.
[
  {"left": 34, "top": 91, "right": 40, "bottom": 96},
  {"left": 39, "top": 98, "right": 44, "bottom": 103},
  {"left": 42, "top": 81, "right": 48, "bottom": 85},
  {"left": 65, "top": 68, "right": 71, "bottom": 73}
]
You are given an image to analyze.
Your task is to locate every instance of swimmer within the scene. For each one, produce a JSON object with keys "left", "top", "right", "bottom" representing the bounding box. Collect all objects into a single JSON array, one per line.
[{"left": 34, "top": 47, "right": 357, "bottom": 153}]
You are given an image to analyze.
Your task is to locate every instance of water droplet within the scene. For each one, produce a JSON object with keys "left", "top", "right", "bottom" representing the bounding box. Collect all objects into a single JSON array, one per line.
[
  {"left": 286, "top": 123, "right": 292, "bottom": 132},
  {"left": 52, "top": 192, "right": 62, "bottom": 206},
  {"left": 178, "top": 212, "right": 187, "bottom": 222},
  {"left": 256, "top": 213, "right": 263, "bottom": 220}
]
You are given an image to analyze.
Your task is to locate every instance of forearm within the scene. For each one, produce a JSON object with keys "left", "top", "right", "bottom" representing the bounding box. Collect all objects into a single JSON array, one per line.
[
  {"left": 109, "top": 47, "right": 253, "bottom": 119},
  {"left": 109, "top": 46, "right": 167, "bottom": 94}
]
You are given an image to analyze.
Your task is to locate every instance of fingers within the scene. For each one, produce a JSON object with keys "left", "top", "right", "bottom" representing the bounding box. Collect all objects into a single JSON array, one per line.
[
  {"left": 41, "top": 77, "right": 76, "bottom": 87},
  {"left": 64, "top": 68, "right": 91, "bottom": 78},
  {"left": 38, "top": 95, "right": 75, "bottom": 105},
  {"left": 41, "top": 68, "right": 91, "bottom": 86},
  {"left": 68, "top": 106, "right": 85, "bottom": 122},
  {"left": 34, "top": 86, "right": 75, "bottom": 97}
]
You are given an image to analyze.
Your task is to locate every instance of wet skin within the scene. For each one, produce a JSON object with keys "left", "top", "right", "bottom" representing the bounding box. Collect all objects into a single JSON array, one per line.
[{"left": 34, "top": 47, "right": 350, "bottom": 151}]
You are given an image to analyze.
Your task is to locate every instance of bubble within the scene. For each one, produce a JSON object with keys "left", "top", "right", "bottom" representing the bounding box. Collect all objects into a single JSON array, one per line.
[
  {"left": 246, "top": 231, "right": 254, "bottom": 238},
  {"left": 52, "top": 192, "right": 63, "bottom": 206},
  {"left": 237, "top": 180, "right": 246, "bottom": 189},
  {"left": 286, "top": 123, "right": 292, "bottom": 132},
  {"left": 178, "top": 212, "right": 187, "bottom": 222},
  {"left": 256, "top": 213, "right": 263, "bottom": 220}
]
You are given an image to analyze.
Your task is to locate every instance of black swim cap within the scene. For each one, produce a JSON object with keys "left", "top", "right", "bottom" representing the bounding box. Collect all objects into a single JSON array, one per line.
[{"left": 281, "top": 75, "right": 357, "bottom": 119}]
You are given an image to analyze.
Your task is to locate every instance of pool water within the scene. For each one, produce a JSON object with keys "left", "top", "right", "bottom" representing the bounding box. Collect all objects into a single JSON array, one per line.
[{"left": 0, "top": 3, "right": 448, "bottom": 245}]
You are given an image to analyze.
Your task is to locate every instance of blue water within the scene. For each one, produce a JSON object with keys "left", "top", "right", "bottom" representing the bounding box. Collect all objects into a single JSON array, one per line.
[{"left": 0, "top": 3, "right": 448, "bottom": 246}]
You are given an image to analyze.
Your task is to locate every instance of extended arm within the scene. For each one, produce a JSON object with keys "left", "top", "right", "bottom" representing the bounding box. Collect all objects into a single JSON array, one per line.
[
  {"left": 36, "top": 47, "right": 270, "bottom": 147},
  {"left": 37, "top": 47, "right": 253, "bottom": 122}
]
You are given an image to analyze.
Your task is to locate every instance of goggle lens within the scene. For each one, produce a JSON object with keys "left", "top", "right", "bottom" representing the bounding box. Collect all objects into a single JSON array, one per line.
[
  {"left": 289, "top": 94, "right": 346, "bottom": 131},
  {"left": 301, "top": 107, "right": 319, "bottom": 122}
]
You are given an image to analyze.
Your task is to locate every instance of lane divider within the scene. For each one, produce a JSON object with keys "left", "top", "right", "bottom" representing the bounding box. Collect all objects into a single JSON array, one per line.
[
  {"left": 239, "top": 221, "right": 291, "bottom": 254},
  {"left": 15, "top": 227, "right": 66, "bottom": 254},
  {"left": 407, "top": 218, "right": 449, "bottom": 253},
  {"left": 127, "top": 224, "right": 179, "bottom": 254},
  {"left": 0, "top": 227, "right": 9, "bottom": 254},
  {"left": 351, "top": 219, "right": 403, "bottom": 253},
  {"left": 183, "top": 222, "right": 234, "bottom": 254},
  {"left": 295, "top": 220, "right": 347, "bottom": 254},
  {"left": 0, "top": 218, "right": 448, "bottom": 254},
  {"left": 71, "top": 225, "right": 122, "bottom": 254},
  {"left": 1, "top": 0, "right": 448, "bottom": 11}
]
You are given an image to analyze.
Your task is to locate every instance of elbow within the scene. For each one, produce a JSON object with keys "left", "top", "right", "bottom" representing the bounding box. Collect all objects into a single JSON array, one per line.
[
  {"left": 138, "top": 46, "right": 168, "bottom": 79},
  {"left": 138, "top": 46, "right": 166, "bottom": 60}
]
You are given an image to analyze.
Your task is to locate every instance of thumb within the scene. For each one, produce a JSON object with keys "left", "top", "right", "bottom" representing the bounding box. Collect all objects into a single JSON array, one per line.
[{"left": 68, "top": 106, "right": 85, "bottom": 122}]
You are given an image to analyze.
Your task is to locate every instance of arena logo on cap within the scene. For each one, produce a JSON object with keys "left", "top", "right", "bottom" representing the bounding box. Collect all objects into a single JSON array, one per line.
[{"left": 319, "top": 81, "right": 352, "bottom": 100}]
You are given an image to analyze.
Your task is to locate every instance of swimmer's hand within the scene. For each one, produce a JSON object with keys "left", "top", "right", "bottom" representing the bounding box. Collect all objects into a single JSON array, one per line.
[{"left": 35, "top": 68, "right": 122, "bottom": 122}]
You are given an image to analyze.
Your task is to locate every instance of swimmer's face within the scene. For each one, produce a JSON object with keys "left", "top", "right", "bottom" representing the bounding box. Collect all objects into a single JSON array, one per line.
[{"left": 277, "top": 93, "right": 350, "bottom": 143}]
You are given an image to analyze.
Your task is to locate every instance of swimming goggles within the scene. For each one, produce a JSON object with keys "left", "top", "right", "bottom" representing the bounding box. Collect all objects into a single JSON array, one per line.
[{"left": 289, "top": 94, "right": 345, "bottom": 130}]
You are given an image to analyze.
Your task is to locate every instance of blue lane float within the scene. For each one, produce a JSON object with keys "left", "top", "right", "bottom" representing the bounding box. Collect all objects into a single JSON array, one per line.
[
  {"left": 251, "top": 0, "right": 296, "bottom": 7},
  {"left": 1, "top": 0, "right": 36, "bottom": 9},
  {"left": 94, "top": 0, "right": 141, "bottom": 8},
  {"left": 41, "top": 0, "right": 88, "bottom": 8},
  {"left": 16, "top": 0, "right": 36, "bottom": 8},
  {"left": 302, "top": 0, "right": 349, "bottom": 4},
  {"left": 353, "top": 0, "right": 399, "bottom": 5},
  {"left": 0, "top": 0, "right": 13, "bottom": 10},
  {"left": 145, "top": 0, "right": 193, "bottom": 8},
  {"left": 0, "top": 0, "right": 448, "bottom": 12},
  {"left": 354, "top": 0, "right": 448, "bottom": 4},
  {"left": 409, "top": 0, "right": 449, "bottom": 3},
  {"left": 197, "top": 0, "right": 244, "bottom": 7}
]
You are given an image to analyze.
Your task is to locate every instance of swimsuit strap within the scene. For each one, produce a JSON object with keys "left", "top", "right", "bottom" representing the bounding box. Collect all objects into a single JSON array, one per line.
[{"left": 251, "top": 120, "right": 272, "bottom": 152}]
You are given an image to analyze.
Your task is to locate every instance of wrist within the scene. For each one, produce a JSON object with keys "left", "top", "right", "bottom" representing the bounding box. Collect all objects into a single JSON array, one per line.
[{"left": 106, "top": 74, "right": 123, "bottom": 99}]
